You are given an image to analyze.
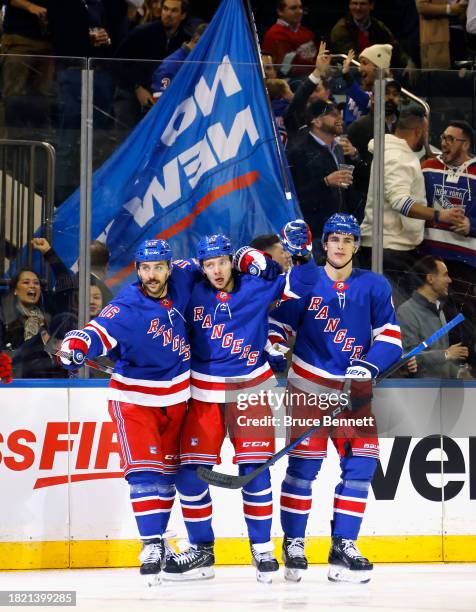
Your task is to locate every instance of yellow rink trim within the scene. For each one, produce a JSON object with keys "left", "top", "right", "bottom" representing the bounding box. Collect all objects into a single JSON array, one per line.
[{"left": 1, "top": 536, "right": 475, "bottom": 570}]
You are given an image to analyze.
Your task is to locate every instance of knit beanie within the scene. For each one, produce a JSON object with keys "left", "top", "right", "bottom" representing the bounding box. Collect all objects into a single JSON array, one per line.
[{"left": 359, "top": 44, "right": 393, "bottom": 69}]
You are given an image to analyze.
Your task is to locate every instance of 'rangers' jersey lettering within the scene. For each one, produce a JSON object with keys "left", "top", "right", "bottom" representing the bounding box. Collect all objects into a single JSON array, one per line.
[
  {"left": 80, "top": 262, "right": 200, "bottom": 406},
  {"left": 187, "top": 261, "right": 318, "bottom": 401},
  {"left": 269, "top": 267, "right": 402, "bottom": 387}
]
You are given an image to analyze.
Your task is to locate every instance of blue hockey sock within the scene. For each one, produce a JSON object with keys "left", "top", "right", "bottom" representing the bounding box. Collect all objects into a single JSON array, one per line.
[
  {"left": 128, "top": 471, "right": 175, "bottom": 540},
  {"left": 240, "top": 464, "right": 273, "bottom": 545},
  {"left": 175, "top": 465, "right": 214, "bottom": 544},
  {"left": 280, "top": 457, "right": 322, "bottom": 538},
  {"left": 332, "top": 457, "right": 376, "bottom": 540}
]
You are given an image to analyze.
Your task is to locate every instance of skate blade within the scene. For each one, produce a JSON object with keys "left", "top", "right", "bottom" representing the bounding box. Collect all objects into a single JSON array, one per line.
[
  {"left": 328, "top": 564, "right": 371, "bottom": 584},
  {"left": 162, "top": 567, "right": 215, "bottom": 582},
  {"left": 256, "top": 571, "right": 273, "bottom": 584},
  {"left": 143, "top": 573, "right": 161, "bottom": 587},
  {"left": 284, "top": 567, "right": 302, "bottom": 583}
]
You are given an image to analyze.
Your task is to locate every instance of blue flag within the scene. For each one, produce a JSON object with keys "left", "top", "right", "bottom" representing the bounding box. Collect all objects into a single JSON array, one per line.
[{"left": 52, "top": 0, "right": 301, "bottom": 290}]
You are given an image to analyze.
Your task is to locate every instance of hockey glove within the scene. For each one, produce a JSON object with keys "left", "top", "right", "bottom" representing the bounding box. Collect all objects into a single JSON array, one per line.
[
  {"left": 265, "top": 340, "right": 289, "bottom": 373},
  {"left": 344, "top": 358, "right": 379, "bottom": 380},
  {"left": 59, "top": 330, "right": 90, "bottom": 370},
  {"left": 0, "top": 352, "right": 12, "bottom": 384},
  {"left": 282, "top": 219, "right": 312, "bottom": 257},
  {"left": 233, "top": 246, "right": 282, "bottom": 280}
]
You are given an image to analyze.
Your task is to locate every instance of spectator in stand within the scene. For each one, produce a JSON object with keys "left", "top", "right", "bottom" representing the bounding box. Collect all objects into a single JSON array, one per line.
[
  {"left": 151, "top": 22, "right": 206, "bottom": 100},
  {"left": 398, "top": 256, "right": 469, "bottom": 378},
  {"left": 48, "top": 0, "right": 130, "bottom": 204},
  {"left": 468, "top": 0, "right": 476, "bottom": 33},
  {"left": 283, "top": 41, "right": 336, "bottom": 139},
  {"left": 114, "top": 0, "right": 189, "bottom": 126},
  {"left": 125, "top": 0, "right": 146, "bottom": 28},
  {"left": 361, "top": 107, "right": 464, "bottom": 303},
  {"left": 29, "top": 237, "right": 108, "bottom": 378},
  {"left": 90, "top": 240, "right": 113, "bottom": 302},
  {"left": 139, "top": 0, "right": 162, "bottom": 23},
  {"left": 250, "top": 234, "right": 292, "bottom": 272},
  {"left": 262, "top": 0, "right": 317, "bottom": 78},
  {"left": 0, "top": 268, "right": 66, "bottom": 378},
  {"left": 0, "top": 352, "right": 13, "bottom": 384},
  {"left": 266, "top": 78, "right": 294, "bottom": 147},
  {"left": 330, "top": 0, "right": 411, "bottom": 69},
  {"left": 416, "top": 0, "right": 468, "bottom": 69},
  {"left": 1, "top": 0, "right": 53, "bottom": 138},
  {"left": 421, "top": 120, "right": 476, "bottom": 367},
  {"left": 307, "top": 76, "right": 332, "bottom": 104},
  {"left": 341, "top": 44, "right": 392, "bottom": 126},
  {"left": 270, "top": 41, "right": 337, "bottom": 144},
  {"left": 48, "top": 0, "right": 130, "bottom": 57},
  {"left": 31, "top": 237, "right": 110, "bottom": 314},
  {"left": 287, "top": 99, "right": 364, "bottom": 254},
  {"left": 261, "top": 51, "right": 278, "bottom": 79},
  {"left": 347, "top": 78, "right": 401, "bottom": 203},
  {"left": 422, "top": 121, "right": 476, "bottom": 279}
]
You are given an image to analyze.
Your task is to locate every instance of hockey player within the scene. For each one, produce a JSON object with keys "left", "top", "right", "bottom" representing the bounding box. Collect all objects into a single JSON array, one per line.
[
  {"left": 268, "top": 213, "right": 403, "bottom": 583},
  {"left": 163, "top": 229, "right": 315, "bottom": 584},
  {"left": 58, "top": 239, "right": 199, "bottom": 586}
]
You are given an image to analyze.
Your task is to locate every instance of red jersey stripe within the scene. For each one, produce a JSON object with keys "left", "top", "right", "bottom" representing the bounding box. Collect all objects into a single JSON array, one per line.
[
  {"left": 86, "top": 322, "right": 113, "bottom": 351},
  {"left": 191, "top": 368, "right": 273, "bottom": 391},
  {"left": 291, "top": 362, "right": 344, "bottom": 390},
  {"left": 110, "top": 377, "right": 189, "bottom": 396}
]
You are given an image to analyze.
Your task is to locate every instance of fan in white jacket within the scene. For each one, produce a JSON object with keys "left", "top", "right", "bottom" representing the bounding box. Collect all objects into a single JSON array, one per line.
[
  {"left": 467, "top": 0, "right": 476, "bottom": 34},
  {"left": 362, "top": 108, "right": 464, "bottom": 251}
]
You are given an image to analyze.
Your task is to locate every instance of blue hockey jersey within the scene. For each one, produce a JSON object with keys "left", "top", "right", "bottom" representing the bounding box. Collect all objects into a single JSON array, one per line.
[
  {"left": 80, "top": 261, "right": 200, "bottom": 407},
  {"left": 151, "top": 45, "right": 189, "bottom": 99},
  {"left": 422, "top": 156, "right": 476, "bottom": 268},
  {"left": 186, "top": 261, "right": 319, "bottom": 402},
  {"left": 269, "top": 266, "right": 402, "bottom": 388}
]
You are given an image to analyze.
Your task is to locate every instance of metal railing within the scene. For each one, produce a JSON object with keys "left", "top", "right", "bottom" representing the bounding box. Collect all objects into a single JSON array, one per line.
[{"left": 0, "top": 140, "right": 55, "bottom": 283}]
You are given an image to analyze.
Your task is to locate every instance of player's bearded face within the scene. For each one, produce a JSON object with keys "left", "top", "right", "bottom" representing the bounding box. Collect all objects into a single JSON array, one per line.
[
  {"left": 202, "top": 256, "right": 234, "bottom": 291},
  {"left": 324, "top": 233, "right": 356, "bottom": 267},
  {"left": 137, "top": 261, "right": 171, "bottom": 298}
]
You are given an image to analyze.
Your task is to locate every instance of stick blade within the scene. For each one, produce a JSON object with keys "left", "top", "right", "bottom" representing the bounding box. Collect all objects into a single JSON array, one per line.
[{"left": 197, "top": 466, "right": 245, "bottom": 489}]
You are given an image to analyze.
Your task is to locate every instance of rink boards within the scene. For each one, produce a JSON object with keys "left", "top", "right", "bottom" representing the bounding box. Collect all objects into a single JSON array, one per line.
[{"left": 0, "top": 380, "right": 475, "bottom": 569}]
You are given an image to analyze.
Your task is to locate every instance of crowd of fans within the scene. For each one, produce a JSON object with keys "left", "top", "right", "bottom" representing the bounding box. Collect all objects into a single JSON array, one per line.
[{"left": 0, "top": 0, "right": 475, "bottom": 380}]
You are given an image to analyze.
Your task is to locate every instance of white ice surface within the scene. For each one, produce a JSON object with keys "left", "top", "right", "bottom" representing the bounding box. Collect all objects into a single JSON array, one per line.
[{"left": 1, "top": 564, "right": 475, "bottom": 612}]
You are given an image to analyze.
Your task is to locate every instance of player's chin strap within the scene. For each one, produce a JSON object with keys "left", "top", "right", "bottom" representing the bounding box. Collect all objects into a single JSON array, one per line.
[
  {"left": 325, "top": 255, "right": 354, "bottom": 270},
  {"left": 197, "top": 313, "right": 465, "bottom": 490},
  {"left": 325, "top": 246, "right": 359, "bottom": 270}
]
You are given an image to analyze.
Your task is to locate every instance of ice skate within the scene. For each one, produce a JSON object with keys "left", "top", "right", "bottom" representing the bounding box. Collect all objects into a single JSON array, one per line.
[
  {"left": 250, "top": 542, "right": 279, "bottom": 584},
  {"left": 139, "top": 538, "right": 165, "bottom": 586},
  {"left": 282, "top": 536, "right": 308, "bottom": 582},
  {"left": 328, "top": 537, "right": 373, "bottom": 584},
  {"left": 162, "top": 542, "right": 215, "bottom": 581}
]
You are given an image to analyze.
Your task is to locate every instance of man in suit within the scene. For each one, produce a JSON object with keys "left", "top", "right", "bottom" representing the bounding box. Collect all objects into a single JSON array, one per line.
[{"left": 287, "top": 99, "right": 363, "bottom": 255}]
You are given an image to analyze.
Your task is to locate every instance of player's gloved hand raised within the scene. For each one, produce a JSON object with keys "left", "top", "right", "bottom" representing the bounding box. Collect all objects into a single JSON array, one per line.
[
  {"left": 59, "top": 330, "right": 90, "bottom": 370},
  {"left": 344, "top": 358, "right": 379, "bottom": 379},
  {"left": 233, "top": 246, "right": 282, "bottom": 280},
  {"left": 0, "top": 352, "right": 13, "bottom": 384},
  {"left": 265, "top": 340, "right": 289, "bottom": 373},
  {"left": 282, "top": 219, "right": 312, "bottom": 258}
]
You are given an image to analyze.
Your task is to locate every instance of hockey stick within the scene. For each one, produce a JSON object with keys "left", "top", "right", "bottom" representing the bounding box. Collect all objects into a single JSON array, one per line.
[
  {"left": 197, "top": 313, "right": 465, "bottom": 489},
  {"left": 44, "top": 347, "right": 114, "bottom": 375}
]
